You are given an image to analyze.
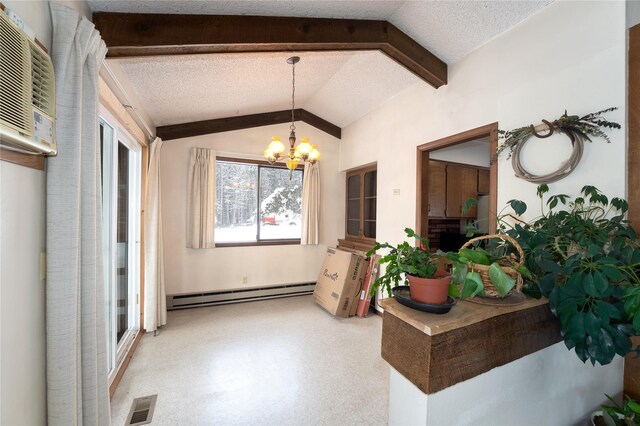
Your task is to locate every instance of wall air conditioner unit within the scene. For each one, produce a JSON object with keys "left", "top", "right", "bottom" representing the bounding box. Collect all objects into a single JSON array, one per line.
[{"left": 0, "top": 9, "right": 56, "bottom": 156}]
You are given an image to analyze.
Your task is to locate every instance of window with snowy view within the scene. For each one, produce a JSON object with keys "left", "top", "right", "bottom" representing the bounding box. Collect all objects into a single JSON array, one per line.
[{"left": 215, "top": 160, "right": 303, "bottom": 244}]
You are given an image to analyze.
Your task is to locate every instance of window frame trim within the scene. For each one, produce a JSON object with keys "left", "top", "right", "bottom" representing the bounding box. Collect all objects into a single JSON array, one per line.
[
  {"left": 215, "top": 156, "right": 304, "bottom": 247},
  {"left": 99, "top": 105, "right": 142, "bottom": 384}
]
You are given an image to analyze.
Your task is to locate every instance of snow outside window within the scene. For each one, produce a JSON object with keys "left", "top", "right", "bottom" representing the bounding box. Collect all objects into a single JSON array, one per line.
[{"left": 215, "top": 160, "right": 303, "bottom": 243}]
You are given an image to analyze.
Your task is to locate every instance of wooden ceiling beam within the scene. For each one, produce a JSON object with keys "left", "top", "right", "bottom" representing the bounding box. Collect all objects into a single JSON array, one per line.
[
  {"left": 156, "top": 109, "right": 341, "bottom": 141},
  {"left": 92, "top": 12, "right": 448, "bottom": 88}
]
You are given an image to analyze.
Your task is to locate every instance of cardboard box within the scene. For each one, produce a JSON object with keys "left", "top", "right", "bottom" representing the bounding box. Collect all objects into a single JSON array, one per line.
[
  {"left": 314, "top": 247, "right": 368, "bottom": 317},
  {"left": 356, "top": 254, "right": 380, "bottom": 318}
]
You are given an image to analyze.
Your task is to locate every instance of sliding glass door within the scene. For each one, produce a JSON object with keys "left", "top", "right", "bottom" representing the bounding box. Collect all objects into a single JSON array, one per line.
[{"left": 100, "top": 109, "right": 141, "bottom": 382}]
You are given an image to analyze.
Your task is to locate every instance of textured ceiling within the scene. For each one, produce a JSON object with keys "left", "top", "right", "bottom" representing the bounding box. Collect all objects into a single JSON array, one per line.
[
  {"left": 115, "top": 51, "right": 421, "bottom": 128},
  {"left": 93, "top": 0, "right": 553, "bottom": 130},
  {"left": 89, "top": 1, "right": 405, "bottom": 22}
]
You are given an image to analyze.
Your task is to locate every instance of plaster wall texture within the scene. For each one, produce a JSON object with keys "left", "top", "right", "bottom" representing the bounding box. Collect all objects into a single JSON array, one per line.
[
  {"left": 341, "top": 0, "right": 626, "bottom": 263},
  {"left": 429, "top": 141, "right": 490, "bottom": 167},
  {"left": 0, "top": 2, "right": 54, "bottom": 423},
  {"left": 628, "top": 0, "right": 640, "bottom": 28},
  {"left": 160, "top": 123, "right": 343, "bottom": 295},
  {"left": 389, "top": 343, "right": 623, "bottom": 425},
  {"left": 341, "top": 1, "right": 627, "bottom": 421},
  {"left": 0, "top": 161, "right": 46, "bottom": 425}
]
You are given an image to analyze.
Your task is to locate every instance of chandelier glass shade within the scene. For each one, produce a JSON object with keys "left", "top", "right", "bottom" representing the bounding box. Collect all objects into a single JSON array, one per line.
[{"left": 263, "top": 56, "right": 320, "bottom": 172}]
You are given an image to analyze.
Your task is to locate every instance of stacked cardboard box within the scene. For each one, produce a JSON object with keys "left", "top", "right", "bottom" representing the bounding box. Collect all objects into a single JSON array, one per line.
[
  {"left": 334, "top": 244, "right": 380, "bottom": 317},
  {"left": 356, "top": 254, "right": 380, "bottom": 317},
  {"left": 313, "top": 247, "right": 369, "bottom": 317}
]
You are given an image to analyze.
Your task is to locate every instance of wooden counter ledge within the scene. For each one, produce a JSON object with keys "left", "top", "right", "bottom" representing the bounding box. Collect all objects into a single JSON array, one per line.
[{"left": 380, "top": 297, "right": 562, "bottom": 394}]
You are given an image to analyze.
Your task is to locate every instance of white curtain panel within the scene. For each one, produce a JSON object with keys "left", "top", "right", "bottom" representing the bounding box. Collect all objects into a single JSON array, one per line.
[
  {"left": 144, "top": 138, "right": 167, "bottom": 332},
  {"left": 46, "top": 3, "right": 110, "bottom": 425},
  {"left": 301, "top": 162, "right": 320, "bottom": 244},
  {"left": 187, "top": 148, "right": 216, "bottom": 248}
]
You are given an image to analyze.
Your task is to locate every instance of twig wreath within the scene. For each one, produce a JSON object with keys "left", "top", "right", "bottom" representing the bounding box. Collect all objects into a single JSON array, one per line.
[{"left": 496, "top": 107, "right": 621, "bottom": 184}]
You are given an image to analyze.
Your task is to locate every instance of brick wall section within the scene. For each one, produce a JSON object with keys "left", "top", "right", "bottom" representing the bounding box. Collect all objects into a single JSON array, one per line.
[{"left": 427, "top": 219, "right": 461, "bottom": 251}]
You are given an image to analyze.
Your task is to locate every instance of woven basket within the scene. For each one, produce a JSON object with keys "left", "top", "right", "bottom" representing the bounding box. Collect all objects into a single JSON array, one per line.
[{"left": 460, "top": 234, "right": 524, "bottom": 298}]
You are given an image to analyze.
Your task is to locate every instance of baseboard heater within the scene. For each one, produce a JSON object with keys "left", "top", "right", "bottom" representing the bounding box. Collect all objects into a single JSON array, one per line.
[{"left": 167, "top": 282, "right": 316, "bottom": 310}]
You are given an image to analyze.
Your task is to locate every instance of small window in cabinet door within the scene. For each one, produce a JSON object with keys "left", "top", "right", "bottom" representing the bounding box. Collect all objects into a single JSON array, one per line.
[
  {"left": 363, "top": 170, "right": 377, "bottom": 238},
  {"left": 347, "top": 174, "right": 361, "bottom": 237}
]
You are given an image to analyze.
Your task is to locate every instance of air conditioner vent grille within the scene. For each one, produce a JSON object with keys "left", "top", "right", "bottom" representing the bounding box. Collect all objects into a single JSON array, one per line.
[
  {"left": 0, "top": 11, "right": 32, "bottom": 136},
  {"left": 30, "top": 44, "right": 54, "bottom": 115}
]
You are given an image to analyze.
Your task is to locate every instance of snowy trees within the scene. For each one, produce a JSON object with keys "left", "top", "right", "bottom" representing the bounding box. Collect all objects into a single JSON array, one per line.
[{"left": 215, "top": 160, "right": 303, "bottom": 242}]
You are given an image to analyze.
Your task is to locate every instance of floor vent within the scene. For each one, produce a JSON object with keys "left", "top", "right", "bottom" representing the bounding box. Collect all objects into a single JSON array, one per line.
[
  {"left": 167, "top": 282, "right": 316, "bottom": 310},
  {"left": 125, "top": 394, "right": 157, "bottom": 426}
]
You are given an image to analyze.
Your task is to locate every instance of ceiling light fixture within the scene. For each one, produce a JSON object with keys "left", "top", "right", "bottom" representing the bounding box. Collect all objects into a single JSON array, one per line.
[{"left": 263, "top": 56, "right": 320, "bottom": 177}]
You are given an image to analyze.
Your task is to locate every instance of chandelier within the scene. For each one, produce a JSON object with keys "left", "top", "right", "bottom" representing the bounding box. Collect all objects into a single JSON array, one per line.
[{"left": 263, "top": 56, "right": 320, "bottom": 174}]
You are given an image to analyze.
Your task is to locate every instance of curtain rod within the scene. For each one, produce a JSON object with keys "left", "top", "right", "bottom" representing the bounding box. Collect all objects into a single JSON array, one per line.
[{"left": 101, "top": 62, "right": 155, "bottom": 142}]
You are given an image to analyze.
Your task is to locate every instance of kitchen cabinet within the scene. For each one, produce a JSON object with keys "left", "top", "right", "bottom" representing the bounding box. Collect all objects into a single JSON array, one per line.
[
  {"left": 428, "top": 161, "right": 446, "bottom": 217},
  {"left": 428, "top": 160, "right": 488, "bottom": 219},
  {"left": 446, "top": 164, "right": 478, "bottom": 218},
  {"left": 345, "top": 164, "right": 377, "bottom": 244},
  {"left": 478, "top": 169, "right": 490, "bottom": 194}
]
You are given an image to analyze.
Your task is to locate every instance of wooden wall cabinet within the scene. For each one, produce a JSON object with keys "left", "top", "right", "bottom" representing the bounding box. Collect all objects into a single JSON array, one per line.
[
  {"left": 429, "top": 160, "right": 486, "bottom": 219},
  {"left": 345, "top": 165, "right": 377, "bottom": 244},
  {"left": 478, "top": 169, "right": 490, "bottom": 194},
  {"left": 428, "top": 161, "right": 446, "bottom": 217},
  {"left": 446, "top": 164, "right": 478, "bottom": 218}
]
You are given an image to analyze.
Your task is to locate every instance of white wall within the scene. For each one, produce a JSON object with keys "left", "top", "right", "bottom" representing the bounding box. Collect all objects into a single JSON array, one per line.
[
  {"left": 161, "top": 123, "right": 343, "bottom": 295},
  {"left": 340, "top": 0, "right": 627, "bottom": 419},
  {"left": 389, "top": 343, "right": 623, "bottom": 425},
  {"left": 0, "top": 2, "right": 91, "bottom": 423},
  {"left": 429, "top": 140, "right": 490, "bottom": 167},
  {"left": 341, "top": 0, "right": 626, "bottom": 244},
  {"left": 0, "top": 163, "right": 47, "bottom": 425},
  {"left": 0, "top": 2, "right": 51, "bottom": 424},
  {"left": 628, "top": 0, "right": 640, "bottom": 28}
]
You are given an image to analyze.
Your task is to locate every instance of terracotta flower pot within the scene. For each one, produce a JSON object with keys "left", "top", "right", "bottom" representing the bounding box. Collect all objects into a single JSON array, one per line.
[{"left": 407, "top": 274, "right": 452, "bottom": 305}]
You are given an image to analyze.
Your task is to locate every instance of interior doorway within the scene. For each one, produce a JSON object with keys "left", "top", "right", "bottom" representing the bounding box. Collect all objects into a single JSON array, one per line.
[
  {"left": 416, "top": 123, "right": 498, "bottom": 251},
  {"left": 625, "top": 22, "right": 640, "bottom": 401}
]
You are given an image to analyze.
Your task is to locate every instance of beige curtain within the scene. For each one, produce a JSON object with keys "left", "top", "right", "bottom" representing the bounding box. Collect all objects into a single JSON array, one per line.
[
  {"left": 187, "top": 148, "right": 216, "bottom": 248},
  {"left": 46, "top": 3, "right": 110, "bottom": 425},
  {"left": 301, "top": 162, "right": 320, "bottom": 244},
  {"left": 144, "top": 138, "right": 166, "bottom": 332}
]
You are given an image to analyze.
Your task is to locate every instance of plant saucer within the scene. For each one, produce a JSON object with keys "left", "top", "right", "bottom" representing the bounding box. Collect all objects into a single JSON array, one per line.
[{"left": 391, "top": 286, "right": 456, "bottom": 314}]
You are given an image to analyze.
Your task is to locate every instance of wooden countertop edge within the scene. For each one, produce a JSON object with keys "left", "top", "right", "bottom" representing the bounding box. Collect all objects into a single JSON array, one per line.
[
  {"left": 380, "top": 296, "right": 549, "bottom": 336},
  {"left": 381, "top": 296, "right": 563, "bottom": 394}
]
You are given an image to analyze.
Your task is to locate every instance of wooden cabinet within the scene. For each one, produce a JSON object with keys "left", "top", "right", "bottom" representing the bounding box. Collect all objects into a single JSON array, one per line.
[
  {"left": 345, "top": 165, "right": 377, "bottom": 243},
  {"left": 428, "top": 160, "right": 487, "bottom": 219},
  {"left": 446, "top": 164, "right": 478, "bottom": 218},
  {"left": 478, "top": 169, "right": 490, "bottom": 194},
  {"left": 428, "top": 161, "right": 446, "bottom": 217}
]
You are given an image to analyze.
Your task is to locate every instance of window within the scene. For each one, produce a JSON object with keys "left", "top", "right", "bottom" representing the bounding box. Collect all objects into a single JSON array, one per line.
[
  {"left": 215, "top": 159, "right": 303, "bottom": 245},
  {"left": 100, "top": 108, "right": 141, "bottom": 382},
  {"left": 345, "top": 165, "right": 377, "bottom": 242}
]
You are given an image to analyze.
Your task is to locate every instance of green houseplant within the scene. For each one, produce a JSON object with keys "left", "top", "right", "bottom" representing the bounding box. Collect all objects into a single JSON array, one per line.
[
  {"left": 366, "top": 228, "right": 451, "bottom": 304},
  {"left": 445, "top": 234, "right": 532, "bottom": 300},
  {"left": 594, "top": 394, "right": 640, "bottom": 426},
  {"left": 500, "top": 185, "right": 640, "bottom": 365}
]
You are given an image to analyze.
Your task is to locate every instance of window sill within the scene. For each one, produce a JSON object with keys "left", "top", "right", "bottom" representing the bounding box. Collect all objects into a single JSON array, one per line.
[{"left": 215, "top": 239, "right": 301, "bottom": 248}]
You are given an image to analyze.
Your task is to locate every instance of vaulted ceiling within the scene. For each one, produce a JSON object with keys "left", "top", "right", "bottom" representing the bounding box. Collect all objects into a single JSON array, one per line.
[{"left": 89, "top": 1, "right": 553, "bottom": 132}]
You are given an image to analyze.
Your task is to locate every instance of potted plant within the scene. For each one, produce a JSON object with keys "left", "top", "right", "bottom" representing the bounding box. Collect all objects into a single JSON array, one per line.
[
  {"left": 445, "top": 234, "right": 532, "bottom": 300},
  {"left": 366, "top": 228, "right": 451, "bottom": 304},
  {"left": 592, "top": 394, "right": 640, "bottom": 426},
  {"left": 500, "top": 184, "right": 640, "bottom": 365}
]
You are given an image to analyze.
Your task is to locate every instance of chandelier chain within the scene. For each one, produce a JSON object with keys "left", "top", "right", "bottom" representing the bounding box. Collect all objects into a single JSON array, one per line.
[
  {"left": 290, "top": 59, "right": 296, "bottom": 131},
  {"left": 263, "top": 56, "right": 318, "bottom": 174}
]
